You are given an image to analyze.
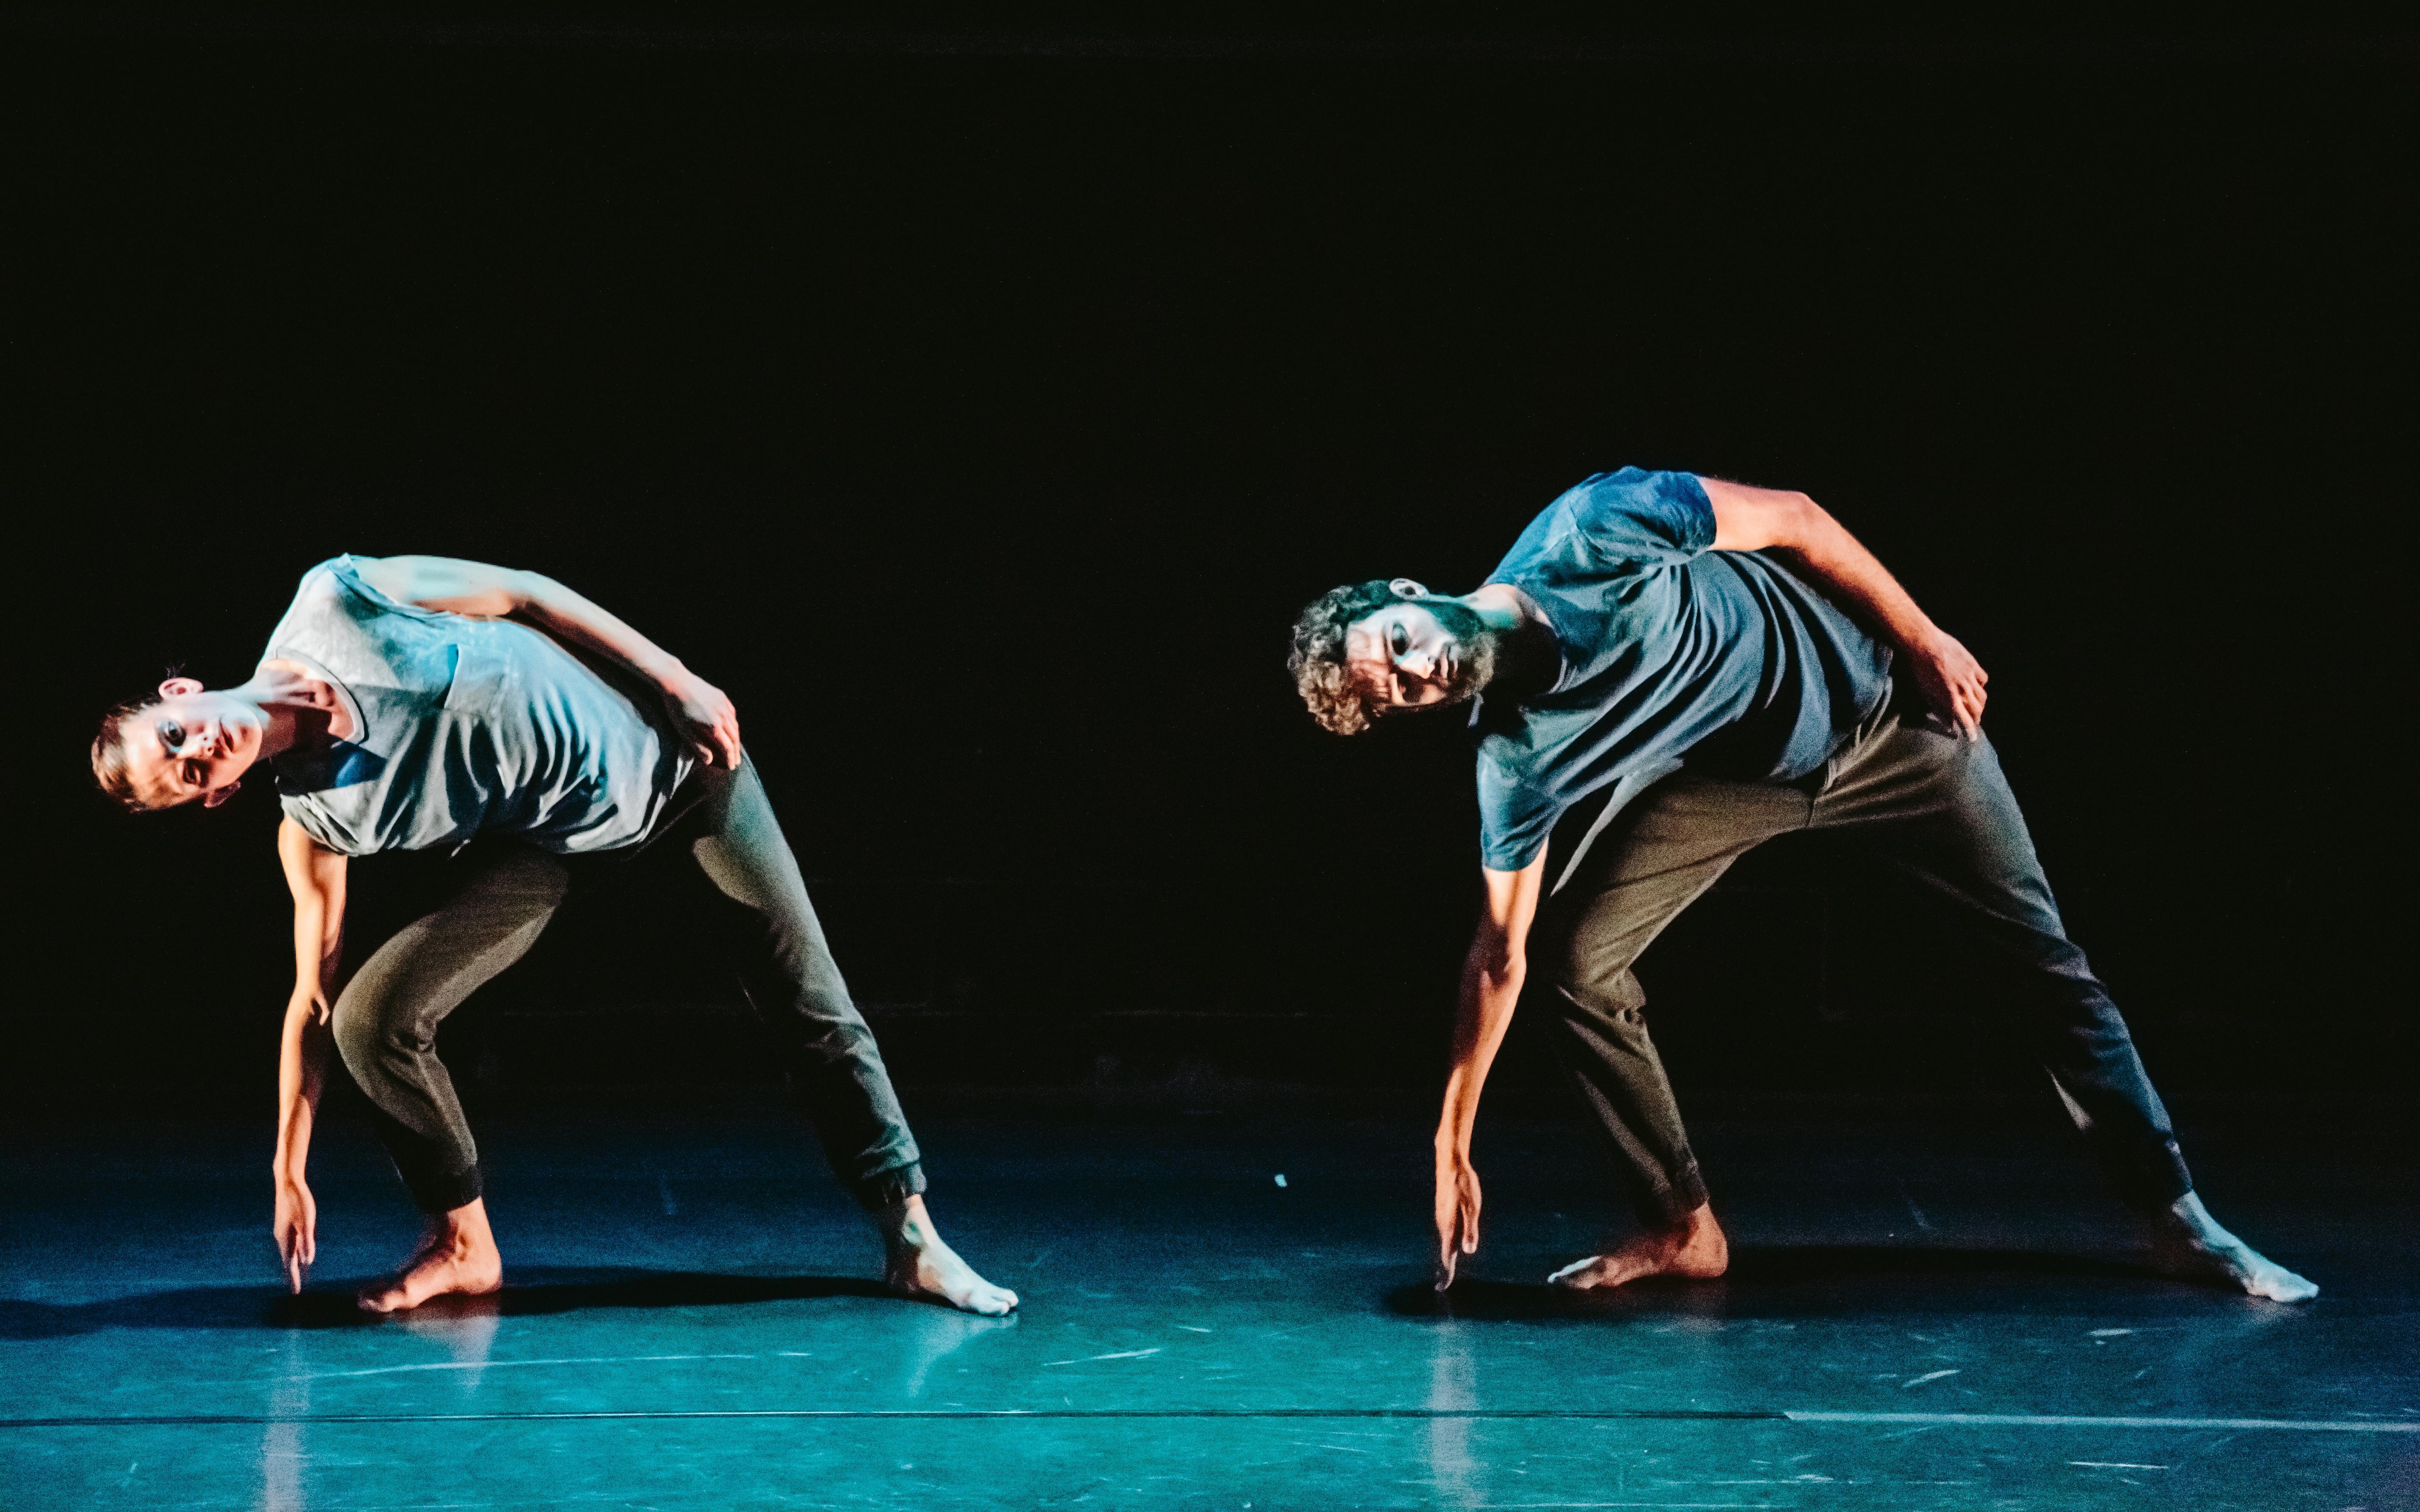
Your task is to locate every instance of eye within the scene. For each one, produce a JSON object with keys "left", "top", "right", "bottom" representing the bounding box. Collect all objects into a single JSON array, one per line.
[
  {"left": 183, "top": 760, "right": 205, "bottom": 787},
  {"left": 1389, "top": 623, "right": 1410, "bottom": 657},
  {"left": 159, "top": 719, "right": 186, "bottom": 754}
]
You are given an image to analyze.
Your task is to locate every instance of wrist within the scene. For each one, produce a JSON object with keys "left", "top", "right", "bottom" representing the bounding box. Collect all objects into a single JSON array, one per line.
[
  {"left": 1890, "top": 616, "right": 1942, "bottom": 656},
  {"left": 643, "top": 654, "right": 688, "bottom": 689}
]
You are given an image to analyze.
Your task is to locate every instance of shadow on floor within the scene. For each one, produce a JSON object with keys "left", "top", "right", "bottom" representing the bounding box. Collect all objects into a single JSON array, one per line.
[
  {"left": 0, "top": 1268, "right": 895, "bottom": 1339},
  {"left": 1390, "top": 1244, "right": 2260, "bottom": 1322}
]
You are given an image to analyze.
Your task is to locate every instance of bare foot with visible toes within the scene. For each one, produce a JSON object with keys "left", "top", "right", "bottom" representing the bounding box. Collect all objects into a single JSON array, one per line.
[
  {"left": 2144, "top": 1192, "right": 2317, "bottom": 1302},
  {"left": 879, "top": 1195, "right": 1019, "bottom": 1316},
  {"left": 358, "top": 1199, "right": 504, "bottom": 1315},
  {"left": 1548, "top": 1201, "right": 1730, "bottom": 1290}
]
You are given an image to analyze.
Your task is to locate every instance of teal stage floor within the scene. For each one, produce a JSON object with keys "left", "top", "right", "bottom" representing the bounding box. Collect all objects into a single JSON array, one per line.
[{"left": 4, "top": 1096, "right": 2413, "bottom": 1509}]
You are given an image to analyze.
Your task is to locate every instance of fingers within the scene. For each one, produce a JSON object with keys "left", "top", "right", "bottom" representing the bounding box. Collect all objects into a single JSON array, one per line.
[
  {"left": 1435, "top": 1184, "right": 1460, "bottom": 1289},
  {"left": 689, "top": 716, "right": 741, "bottom": 768}
]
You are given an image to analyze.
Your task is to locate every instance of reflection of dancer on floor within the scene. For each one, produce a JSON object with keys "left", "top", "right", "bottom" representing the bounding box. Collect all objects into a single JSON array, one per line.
[
  {"left": 1289, "top": 470, "right": 2315, "bottom": 1302},
  {"left": 93, "top": 555, "right": 1016, "bottom": 1316}
]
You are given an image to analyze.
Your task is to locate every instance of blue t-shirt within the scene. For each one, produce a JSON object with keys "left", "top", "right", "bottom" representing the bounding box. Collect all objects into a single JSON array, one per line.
[
  {"left": 263, "top": 556, "right": 694, "bottom": 856},
  {"left": 1471, "top": 468, "right": 1894, "bottom": 870}
]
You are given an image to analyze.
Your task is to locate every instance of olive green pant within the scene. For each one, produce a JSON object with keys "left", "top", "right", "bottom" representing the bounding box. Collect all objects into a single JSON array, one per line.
[
  {"left": 1533, "top": 690, "right": 2193, "bottom": 1229},
  {"left": 329, "top": 754, "right": 925, "bottom": 1214}
]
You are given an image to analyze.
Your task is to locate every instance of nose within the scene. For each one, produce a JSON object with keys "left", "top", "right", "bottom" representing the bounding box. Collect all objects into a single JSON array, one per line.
[{"left": 1401, "top": 644, "right": 1440, "bottom": 679}]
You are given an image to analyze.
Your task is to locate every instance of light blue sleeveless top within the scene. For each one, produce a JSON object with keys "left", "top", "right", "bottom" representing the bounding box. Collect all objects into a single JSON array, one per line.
[{"left": 263, "top": 556, "right": 694, "bottom": 856}]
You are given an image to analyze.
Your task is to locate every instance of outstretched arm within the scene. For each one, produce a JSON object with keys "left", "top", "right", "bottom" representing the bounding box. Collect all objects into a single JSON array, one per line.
[
  {"left": 1699, "top": 477, "right": 1989, "bottom": 739},
  {"left": 1434, "top": 853, "right": 1548, "bottom": 1288},
  {"left": 350, "top": 554, "right": 742, "bottom": 767},
  {"left": 273, "top": 817, "right": 346, "bottom": 1294}
]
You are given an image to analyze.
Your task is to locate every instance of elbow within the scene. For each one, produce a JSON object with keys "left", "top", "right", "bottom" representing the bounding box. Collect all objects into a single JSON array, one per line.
[
  {"left": 1773, "top": 492, "right": 1822, "bottom": 549},
  {"left": 1471, "top": 936, "right": 1526, "bottom": 988},
  {"left": 504, "top": 569, "right": 555, "bottom": 615}
]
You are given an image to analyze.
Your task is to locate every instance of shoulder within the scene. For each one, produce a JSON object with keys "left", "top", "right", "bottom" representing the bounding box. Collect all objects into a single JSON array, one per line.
[
  {"left": 290, "top": 554, "right": 452, "bottom": 623},
  {"left": 280, "top": 555, "right": 382, "bottom": 611},
  {"left": 1568, "top": 465, "right": 1710, "bottom": 526},
  {"left": 1548, "top": 468, "right": 1714, "bottom": 570}
]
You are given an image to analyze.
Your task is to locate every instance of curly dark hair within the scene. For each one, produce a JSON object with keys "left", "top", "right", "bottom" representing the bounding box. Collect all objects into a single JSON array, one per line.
[{"left": 1287, "top": 578, "right": 1406, "bottom": 735}]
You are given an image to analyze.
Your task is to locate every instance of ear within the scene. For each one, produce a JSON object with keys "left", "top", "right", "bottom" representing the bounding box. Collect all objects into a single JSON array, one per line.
[
  {"left": 1388, "top": 578, "right": 1430, "bottom": 599},
  {"left": 158, "top": 676, "right": 205, "bottom": 700},
  {"left": 202, "top": 779, "right": 242, "bottom": 809}
]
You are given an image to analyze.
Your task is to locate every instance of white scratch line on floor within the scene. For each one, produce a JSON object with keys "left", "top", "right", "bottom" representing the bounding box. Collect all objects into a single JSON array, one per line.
[
  {"left": 1176, "top": 1326, "right": 1212, "bottom": 1333},
  {"left": 2088, "top": 1328, "right": 2135, "bottom": 1337},
  {"left": 305, "top": 1354, "right": 754, "bottom": 1380},
  {"left": 1788, "top": 1411, "right": 2420, "bottom": 1433},
  {"left": 1901, "top": 1369, "right": 1960, "bottom": 1388},
  {"left": 1042, "top": 1347, "right": 1164, "bottom": 1366},
  {"left": 2070, "top": 1462, "right": 2167, "bottom": 1469}
]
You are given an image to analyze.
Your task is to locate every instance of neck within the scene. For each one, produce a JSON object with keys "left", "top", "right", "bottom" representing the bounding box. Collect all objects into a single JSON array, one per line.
[
  {"left": 1459, "top": 583, "right": 1536, "bottom": 635},
  {"left": 231, "top": 662, "right": 345, "bottom": 755},
  {"left": 1461, "top": 584, "right": 1559, "bottom": 698}
]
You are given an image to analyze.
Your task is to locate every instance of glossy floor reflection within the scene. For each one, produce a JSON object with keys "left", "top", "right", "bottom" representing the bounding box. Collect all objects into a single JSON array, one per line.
[{"left": 4, "top": 1094, "right": 2414, "bottom": 1509}]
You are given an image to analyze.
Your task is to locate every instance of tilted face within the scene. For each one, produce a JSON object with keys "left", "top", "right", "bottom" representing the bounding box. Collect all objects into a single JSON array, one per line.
[
  {"left": 1343, "top": 600, "right": 1497, "bottom": 712},
  {"left": 121, "top": 685, "right": 269, "bottom": 808}
]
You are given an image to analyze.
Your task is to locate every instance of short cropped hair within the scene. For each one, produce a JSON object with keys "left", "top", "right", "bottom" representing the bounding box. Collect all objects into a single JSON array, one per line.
[
  {"left": 91, "top": 696, "right": 167, "bottom": 812},
  {"left": 1288, "top": 578, "right": 1405, "bottom": 736}
]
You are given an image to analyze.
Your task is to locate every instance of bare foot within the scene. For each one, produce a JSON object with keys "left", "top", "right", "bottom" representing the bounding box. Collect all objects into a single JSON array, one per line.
[
  {"left": 359, "top": 1198, "right": 504, "bottom": 1315},
  {"left": 1548, "top": 1201, "right": 1730, "bottom": 1290},
  {"left": 2143, "top": 1192, "right": 2317, "bottom": 1302},
  {"left": 878, "top": 1195, "right": 1018, "bottom": 1316}
]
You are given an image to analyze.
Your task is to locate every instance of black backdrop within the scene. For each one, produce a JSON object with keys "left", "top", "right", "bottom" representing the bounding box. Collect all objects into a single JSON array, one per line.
[{"left": 11, "top": 13, "right": 2412, "bottom": 1110}]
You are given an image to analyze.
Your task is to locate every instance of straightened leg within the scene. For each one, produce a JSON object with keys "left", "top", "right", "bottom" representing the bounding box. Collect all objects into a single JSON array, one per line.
[
  {"left": 1814, "top": 720, "right": 2193, "bottom": 1209},
  {"left": 684, "top": 755, "right": 925, "bottom": 1210}
]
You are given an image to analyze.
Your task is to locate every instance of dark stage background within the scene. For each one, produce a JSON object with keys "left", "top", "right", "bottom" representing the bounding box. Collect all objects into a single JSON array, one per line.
[{"left": 10, "top": 13, "right": 2413, "bottom": 1119}]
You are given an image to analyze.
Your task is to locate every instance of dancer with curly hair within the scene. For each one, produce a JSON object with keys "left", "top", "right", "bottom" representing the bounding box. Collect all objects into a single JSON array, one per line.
[{"left": 1289, "top": 468, "right": 2314, "bottom": 1302}]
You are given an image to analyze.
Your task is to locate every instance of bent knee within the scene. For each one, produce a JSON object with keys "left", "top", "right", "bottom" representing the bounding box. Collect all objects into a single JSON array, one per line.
[
  {"left": 1534, "top": 936, "right": 1646, "bottom": 1015},
  {"left": 329, "top": 991, "right": 435, "bottom": 1069}
]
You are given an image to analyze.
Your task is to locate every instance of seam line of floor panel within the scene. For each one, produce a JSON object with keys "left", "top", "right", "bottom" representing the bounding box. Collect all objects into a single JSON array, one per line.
[{"left": 2, "top": 1410, "right": 2413, "bottom": 1432}]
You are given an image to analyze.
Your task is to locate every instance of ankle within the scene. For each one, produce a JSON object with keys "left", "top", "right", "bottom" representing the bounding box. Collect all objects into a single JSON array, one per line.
[{"left": 878, "top": 1195, "right": 939, "bottom": 1253}]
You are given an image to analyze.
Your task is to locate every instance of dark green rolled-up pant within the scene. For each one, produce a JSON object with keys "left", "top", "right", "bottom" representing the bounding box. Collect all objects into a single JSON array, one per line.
[
  {"left": 1533, "top": 686, "right": 2194, "bottom": 1230},
  {"left": 329, "top": 753, "right": 925, "bottom": 1215}
]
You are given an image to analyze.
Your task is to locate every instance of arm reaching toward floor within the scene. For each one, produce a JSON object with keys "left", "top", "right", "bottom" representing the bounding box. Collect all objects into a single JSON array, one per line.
[
  {"left": 1699, "top": 477, "right": 1989, "bottom": 739},
  {"left": 1435, "top": 853, "right": 1548, "bottom": 1288},
  {"left": 350, "top": 554, "right": 742, "bottom": 767},
  {"left": 274, "top": 818, "right": 346, "bottom": 1294}
]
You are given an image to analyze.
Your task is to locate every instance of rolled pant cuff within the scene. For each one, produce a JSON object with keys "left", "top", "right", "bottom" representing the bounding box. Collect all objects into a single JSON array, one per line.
[
  {"left": 1634, "top": 1161, "right": 1710, "bottom": 1230},
  {"left": 850, "top": 1161, "right": 927, "bottom": 1212},
  {"left": 402, "top": 1158, "right": 485, "bottom": 1216}
]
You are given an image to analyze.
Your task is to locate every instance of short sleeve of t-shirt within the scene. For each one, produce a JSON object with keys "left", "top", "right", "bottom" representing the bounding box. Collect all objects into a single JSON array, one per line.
[
  {"left": 1476, "top": 755, "right": 1563, "bottom": 874},
  {"left": 1568, "top": 467, "right": 1717, "bottom": 569}
]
